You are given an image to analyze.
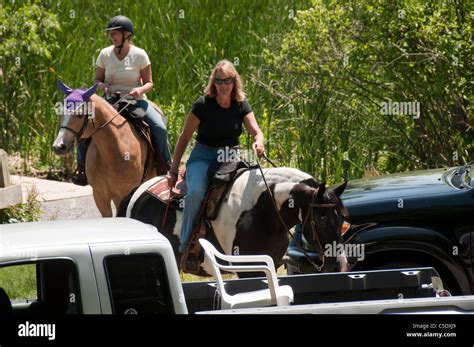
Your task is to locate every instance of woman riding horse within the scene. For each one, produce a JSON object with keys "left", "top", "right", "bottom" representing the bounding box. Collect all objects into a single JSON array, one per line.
[
  {"left": 166, "top": 59, "right": 265, "bottom": 267},
  {"left": 73, "top": 15, "right": 171, "bottom": 185}
]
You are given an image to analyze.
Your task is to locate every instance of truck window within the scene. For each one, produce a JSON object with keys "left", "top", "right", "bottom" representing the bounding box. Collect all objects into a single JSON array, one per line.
[
  {"left": 0, "top": 259, "right": 81, "bottom": 315},
  {"left": 104, "top": 254, "right": 174, "bottom": 314}
]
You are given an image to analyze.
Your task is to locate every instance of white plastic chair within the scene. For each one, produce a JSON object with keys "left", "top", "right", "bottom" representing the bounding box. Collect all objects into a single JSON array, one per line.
[{"left": 199, "top": 239, "right": 294, "bottom": 310}]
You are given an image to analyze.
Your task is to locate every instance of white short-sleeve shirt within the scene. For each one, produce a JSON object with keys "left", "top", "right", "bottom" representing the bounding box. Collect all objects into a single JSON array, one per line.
[{"left": 95, "top": 45, "right": 151, "bottom": 99}]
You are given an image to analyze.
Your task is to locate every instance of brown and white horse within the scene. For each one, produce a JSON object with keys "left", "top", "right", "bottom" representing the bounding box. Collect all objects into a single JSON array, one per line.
[
  {"left": 118, "top": 167, "right": 349, "bottom": 275},
  {"left": 52, "top": 81, "right": 159, "bottom": 216}
]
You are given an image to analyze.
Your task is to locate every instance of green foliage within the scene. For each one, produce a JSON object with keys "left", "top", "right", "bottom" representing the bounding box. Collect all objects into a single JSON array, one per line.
[
  {"left": 0, "top": 187, "right": 42, "bottom": 224},
  {"left": 259, "top": 0, "right": 472, "bottom": 182},
  {"left": 1, "top": 0, "right": 472, "bottom": 183},
  {"left": 0, "top": 264, "right": 37, "bottom": 301},
  {"left": 1, "top": 1, "right": 62, "bottom": 171},
  {"left": 1, "top": 0, "right": 307, "bottom": 173}
]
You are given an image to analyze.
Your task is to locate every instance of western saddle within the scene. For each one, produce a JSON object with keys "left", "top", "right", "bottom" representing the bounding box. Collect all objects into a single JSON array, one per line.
[{"left": 146, "top": 159, "right": 255, "bottom": 274}]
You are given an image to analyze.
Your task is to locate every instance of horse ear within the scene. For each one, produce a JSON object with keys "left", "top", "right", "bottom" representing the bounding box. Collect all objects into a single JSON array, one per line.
[
  {"left": 57, "top": 80, "right": 73, "bottom": 95},
  {"left": 82, "top": 82, "right": 99, "bottom": 101},
  {"left": 315, "top": 182, "right": 326, "bottom": 201},
  {"left": 333, "top": 180, "right": 348, "bottom": 197}
]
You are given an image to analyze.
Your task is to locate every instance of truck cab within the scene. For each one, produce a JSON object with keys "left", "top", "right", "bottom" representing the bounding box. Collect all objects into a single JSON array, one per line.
[{"left": 0, "top": 218, "right": 187, "bottom": 314}]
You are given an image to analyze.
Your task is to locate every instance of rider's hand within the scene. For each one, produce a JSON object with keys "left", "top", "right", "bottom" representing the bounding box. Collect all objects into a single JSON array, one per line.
[
  {"left": 166, "top": 172, "right": 178, "bottom": 188},
  {"left": 104, "top": 84, "right": 111, "bottom": 94},
  {"left": 98, "top": 82, "right": 111, "bottom": 94},
  {"left": 252, "top": 141, "right": 265, "bottom": 156},
  {"left": 129, "top": 87, "right": 142, "bottom": 99}
]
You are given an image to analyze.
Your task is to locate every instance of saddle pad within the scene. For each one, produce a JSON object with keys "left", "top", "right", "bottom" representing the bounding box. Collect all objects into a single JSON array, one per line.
[{"left": 146, "top": 176, "right": 186, "bottom": 211}]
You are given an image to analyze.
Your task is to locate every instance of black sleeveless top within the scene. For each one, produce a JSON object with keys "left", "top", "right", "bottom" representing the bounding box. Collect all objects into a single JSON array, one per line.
[{"left": 190, "top": 95, "right": 253, "bottom": 147}]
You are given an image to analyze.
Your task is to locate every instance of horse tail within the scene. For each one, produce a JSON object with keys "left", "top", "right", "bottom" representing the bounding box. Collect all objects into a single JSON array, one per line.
[{"left": 117, "top": 186, "right": 139, "bottom": 217}]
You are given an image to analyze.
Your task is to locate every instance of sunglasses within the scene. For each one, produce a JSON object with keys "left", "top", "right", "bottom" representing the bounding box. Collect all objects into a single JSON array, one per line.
[{"left": 214, "top": 77, "right": 235, "bottom": 85}]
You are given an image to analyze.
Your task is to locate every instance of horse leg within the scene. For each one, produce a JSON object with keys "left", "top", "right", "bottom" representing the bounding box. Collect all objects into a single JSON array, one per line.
[{"left": 93, "top": 190, "right": 113, "bottom": 217}]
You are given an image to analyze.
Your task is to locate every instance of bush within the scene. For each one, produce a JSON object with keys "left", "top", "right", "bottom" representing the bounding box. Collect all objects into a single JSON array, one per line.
[{"left": 0, "top": 186, "right": 42, "bottom": 224}]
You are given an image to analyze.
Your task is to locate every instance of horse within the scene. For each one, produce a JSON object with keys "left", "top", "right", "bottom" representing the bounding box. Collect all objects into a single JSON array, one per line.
[
  {"left": 117, "top": 166, "right": 349, "bottom": 275},
  {"left": 52, "top": 81, "right": 162, "bottom": 217}
]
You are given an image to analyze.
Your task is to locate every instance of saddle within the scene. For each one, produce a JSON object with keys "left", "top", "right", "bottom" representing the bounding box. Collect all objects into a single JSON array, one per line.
[
  {"left": 109, "top": 95, "right": 167, "bottom": 176},
  {"left": 146, "top": 167, "right": 187, "bottom": 210},
  {"left": 146, "top": 159, "right": 256, "bottom": 274}
]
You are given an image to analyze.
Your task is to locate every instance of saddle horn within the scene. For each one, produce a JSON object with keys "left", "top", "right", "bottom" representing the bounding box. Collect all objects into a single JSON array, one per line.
[{"left": 57, "top": 80, "right": 73, "bottom": 95}]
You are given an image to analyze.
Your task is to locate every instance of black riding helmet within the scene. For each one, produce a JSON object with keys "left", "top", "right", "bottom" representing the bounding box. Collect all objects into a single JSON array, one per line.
[{"left": 105, "top": 16, "right": 134, "bottom": 54}]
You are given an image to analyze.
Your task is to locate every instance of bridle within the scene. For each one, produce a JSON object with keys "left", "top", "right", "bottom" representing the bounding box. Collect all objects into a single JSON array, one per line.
[
  {"left": 255, "top": 152, "right": 346, "bottom": 271},
  {"left": 59, "top": 95, "right": 133, "bottom": 144},
  {"left": 299, "top": 190, "right": 339, "bottom": 271}
]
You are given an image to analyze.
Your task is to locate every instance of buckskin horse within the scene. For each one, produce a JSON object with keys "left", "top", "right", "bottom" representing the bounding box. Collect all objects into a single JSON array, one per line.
[
  {"left": 52, "top": 81, "right": 164, "bottom": 217},
  {"left": 117, "top": 166, "right": 349, "bottom": 275}
]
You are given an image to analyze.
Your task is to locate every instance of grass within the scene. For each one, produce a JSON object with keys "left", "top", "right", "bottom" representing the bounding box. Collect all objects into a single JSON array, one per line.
[
  {"left": 0, "top": 264, "right": 37, "bottom": 301},
  {"left": 3, "top": 0, "right": 310, "bottom": 176},
  {"left": 180, "top": 265, "right": 287, "bottom": 282}
]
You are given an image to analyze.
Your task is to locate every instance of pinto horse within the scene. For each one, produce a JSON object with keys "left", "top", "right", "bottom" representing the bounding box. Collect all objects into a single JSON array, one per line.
[
  {"left": 117, "top": 166, "right": 349, "bottom": 275},
  {"left": 52, "top": 81, "right": 163, "bottom": 216}
]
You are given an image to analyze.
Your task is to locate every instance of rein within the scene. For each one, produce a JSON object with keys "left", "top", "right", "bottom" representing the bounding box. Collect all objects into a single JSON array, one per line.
[{"left": 254, "top": 152, "right": 339, "bottom": 272}]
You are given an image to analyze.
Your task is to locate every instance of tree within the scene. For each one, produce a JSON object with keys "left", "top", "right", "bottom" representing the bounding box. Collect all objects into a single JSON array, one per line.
[
  {"left": 257, "top": 0, "right": 472, "bottom": 181},
  {"left": 1, "top": 1, "right": 61, "bottom": 170}
]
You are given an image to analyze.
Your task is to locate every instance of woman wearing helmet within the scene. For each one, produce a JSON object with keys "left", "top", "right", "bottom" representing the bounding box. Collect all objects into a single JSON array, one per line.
[{"left": 73, "top": 15, "right": 171, "bottom": 185}]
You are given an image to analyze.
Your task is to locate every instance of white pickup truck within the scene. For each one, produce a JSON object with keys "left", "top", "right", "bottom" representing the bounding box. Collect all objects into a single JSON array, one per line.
[{"left": 1, "top": 218, "right": 473, "bottom": 315}]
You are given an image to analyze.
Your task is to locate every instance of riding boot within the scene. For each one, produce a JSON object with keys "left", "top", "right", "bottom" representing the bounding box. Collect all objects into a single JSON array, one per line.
[{"left": 72, "top": 165, "right": 88, "bottom": 186}]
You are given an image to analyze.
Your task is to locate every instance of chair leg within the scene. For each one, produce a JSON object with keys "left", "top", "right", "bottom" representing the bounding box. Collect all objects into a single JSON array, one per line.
[{"left": 276, "top": 297, "right": 291, "bottom": 306}]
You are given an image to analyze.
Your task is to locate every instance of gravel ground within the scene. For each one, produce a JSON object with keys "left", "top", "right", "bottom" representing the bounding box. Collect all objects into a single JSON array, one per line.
[{"left": 39, "top": 195, "right": 104, "bottom": 221}]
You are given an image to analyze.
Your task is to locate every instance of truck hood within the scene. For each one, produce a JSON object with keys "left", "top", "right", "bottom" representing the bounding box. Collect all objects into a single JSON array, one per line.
[{"left": 341, "top": 167, "right": 455, "bottom": 205}]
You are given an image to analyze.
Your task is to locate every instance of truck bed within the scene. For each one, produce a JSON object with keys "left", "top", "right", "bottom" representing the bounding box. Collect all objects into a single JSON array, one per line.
[
  {"left": 183, "top": 267, "right": 440, "bottom": 314},
  {"left": 198, "top": 295, "right": 474, "bottom": 314}
]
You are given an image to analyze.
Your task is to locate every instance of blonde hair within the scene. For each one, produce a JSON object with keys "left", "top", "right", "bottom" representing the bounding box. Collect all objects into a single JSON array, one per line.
[{"left": 204, "top": 59, "right": 246, "bottom": 102}]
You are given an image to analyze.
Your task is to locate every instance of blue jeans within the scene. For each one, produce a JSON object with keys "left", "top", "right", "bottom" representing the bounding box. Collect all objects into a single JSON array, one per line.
[
  {"left": 136, "top": 100, "right": 171, "bottom": 162},
  {"left": 76, "top": 99, "right": 171, "bottom": 166},
  {"left": 179, "top": 142, "right": 220, "bottom": 253}
]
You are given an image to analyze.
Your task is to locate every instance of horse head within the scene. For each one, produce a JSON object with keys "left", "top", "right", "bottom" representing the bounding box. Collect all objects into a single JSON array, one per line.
[
  {"left": 295, "top": 180, "right": 349, "bottom": 272},
  {"left": 52, "top": 80, "right": 98, "bottom": 155}
]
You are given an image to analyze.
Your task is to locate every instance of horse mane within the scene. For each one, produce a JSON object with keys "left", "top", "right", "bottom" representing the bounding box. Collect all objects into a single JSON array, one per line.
[
  {"left": 261, "top": 167, "right": 346, "bottom": 216},
  {"left": 262, "top": 167, "right": 317, "bottom": 185},
  {"left": 90, "top": 94, "right": 122, "bottom": 119}
]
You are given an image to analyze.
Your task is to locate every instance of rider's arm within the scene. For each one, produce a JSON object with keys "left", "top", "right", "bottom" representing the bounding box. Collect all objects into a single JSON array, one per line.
[
  {"left": 169, "top": 112, "right": 200, "bottom": 173},
  {"left": 94, "top": 67, "right": 106, "bottom": 90},
  {"left": 138, "top": 65, "right": 153, "bottom": 94},
  {"left": 244, "top": 112, "right": 264, "bottom": 154}
]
